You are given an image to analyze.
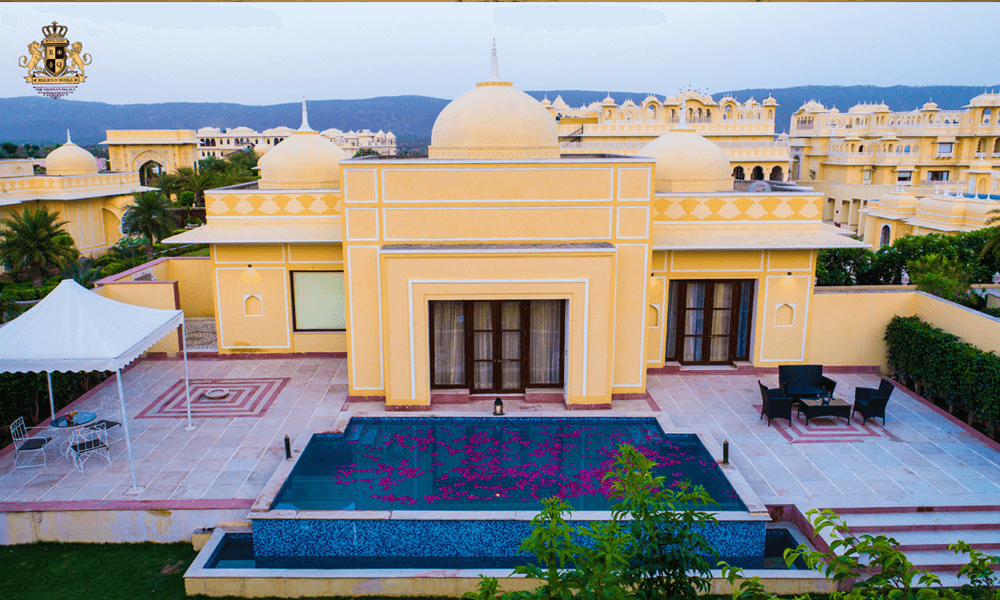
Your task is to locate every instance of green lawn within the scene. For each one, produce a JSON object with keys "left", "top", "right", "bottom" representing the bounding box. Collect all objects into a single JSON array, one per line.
[
  {"left": 0, "top": 541, "right": 828, "bottom": 599},
  {"left": 179, "top": 247, "right": 210, "bottom": 257}
]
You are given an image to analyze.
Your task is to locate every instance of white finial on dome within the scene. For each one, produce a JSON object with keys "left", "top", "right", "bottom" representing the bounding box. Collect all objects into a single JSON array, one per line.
[
  {"left": 298, "top": 97, "right": 314, "bottom": 133},
  {"left": 489, "top": 38, "right": 499, "bottom": 81},
  {"left": 66, "top": 129, "right": 73, "bottom": 145}
]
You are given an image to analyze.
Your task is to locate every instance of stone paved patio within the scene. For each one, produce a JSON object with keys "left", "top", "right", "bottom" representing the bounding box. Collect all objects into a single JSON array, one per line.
[{"left": 2, "top": 357, "right": 999, "bottom": 511}]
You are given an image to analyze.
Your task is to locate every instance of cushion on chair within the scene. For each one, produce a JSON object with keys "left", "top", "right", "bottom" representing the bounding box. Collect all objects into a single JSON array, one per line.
[
  {"left": 71, "top": 439, "right": 108, "bottom": 454},
  {"left": 17, "top": 437, "right": 50, "bottom": 451}
]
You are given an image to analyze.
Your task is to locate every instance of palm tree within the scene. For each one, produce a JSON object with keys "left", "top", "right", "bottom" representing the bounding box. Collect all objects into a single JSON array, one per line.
[
  {"left": 122, "top": 192, "right": 176, "bottom": 260},
  {"left": 0, "top": 294, "right": 24, "bottom": 324},
  {"left": 175, "top": 167, "right": 216, "bottom": 208},
  {"left": 153, "top": 173, "right": 184, "bottom": 204},
  {"left": 0, "top": 206, "right": 78, "bottom": 286}
]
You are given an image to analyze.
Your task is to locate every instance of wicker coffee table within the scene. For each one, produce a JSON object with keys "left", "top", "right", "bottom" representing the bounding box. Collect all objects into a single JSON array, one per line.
[{"left": 796, "top": 398, "right": 851, "bottom": 425}]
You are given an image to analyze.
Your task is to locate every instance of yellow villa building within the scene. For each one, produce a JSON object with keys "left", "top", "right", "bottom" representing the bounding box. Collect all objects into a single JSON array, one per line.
[
  {"left": 790, "top": 93, "right": 1000, "bottom": 246},
  {"left": 547, "top": 89, "right": 791, "bottom": 184},
  {"left": 196, "top": 125, "right": 397, "bottom": 160},
  {"left": 163, "top": 51, "right": 863, "bottom": 409},
  {"left": 0, "top": 134, "right": 149, "bottom": 256}
]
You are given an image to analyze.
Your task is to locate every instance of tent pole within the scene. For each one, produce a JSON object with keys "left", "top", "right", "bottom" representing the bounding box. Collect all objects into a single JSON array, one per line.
[
  {"left": 116, "top": 369, "right": 143, "bottom": 494},
  {"left": 182, "top": 320, "right": 195, "bottom": 431},
  {"left": 46, "top": 372, "right": 55, "bottom": 421}
]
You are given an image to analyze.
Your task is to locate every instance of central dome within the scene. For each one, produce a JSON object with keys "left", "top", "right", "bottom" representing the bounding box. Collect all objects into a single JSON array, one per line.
[
  {"left": 46, "top": 131, "right": 98, "bottom": 176},
  {"left": 258, "top": 101, "right": 349, "bottom": 190},
  {"left": 638, "top": 131, "right": 732, "bottom": 193},
  {"left": 429, "top": 42, "right": 558, "bottom": 160}
]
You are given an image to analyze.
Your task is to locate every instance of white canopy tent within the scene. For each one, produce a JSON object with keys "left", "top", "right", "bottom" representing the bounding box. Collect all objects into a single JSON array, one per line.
[{"left": 0, "top": 279, "right": 193, "bottom": 493}]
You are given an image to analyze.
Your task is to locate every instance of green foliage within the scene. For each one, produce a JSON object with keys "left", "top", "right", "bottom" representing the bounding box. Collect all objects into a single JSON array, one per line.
[
  {"left": 885, "top": 315, "right": 1000, "bottom": 429},
  {"left": 472, "top": 444, "right": 720, "bottom": 600},
  {"left": 951, "top": 541, "right": 1000, "bottom": 600},
  {"left": 354, "top": 147, "right": 381, "bottom": 157},
  {"left": 122, "top": 192, "right": 177, "bottom": 260},
  {"left": 59, "top": 257, "right": 103, "bottom": 289},
  {"left": 0, "top": 206, "right": 78, "bottom": 286},
  {"left": 1, "top": 141, "right": 18, "bottom": 156},
  {"left": 0, "top": 294, "right": 24, "bottom": 323},
  {"left": 907, "top": 253, "right": 973, "bottom": 302},
  {"left": 0, "top": 370, "right": 110, "bottom": 447}
]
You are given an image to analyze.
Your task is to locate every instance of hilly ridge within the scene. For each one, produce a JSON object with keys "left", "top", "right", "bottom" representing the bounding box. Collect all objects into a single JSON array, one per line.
[{"left": 1, "top": 85, "right": 996, "bottom": 146}]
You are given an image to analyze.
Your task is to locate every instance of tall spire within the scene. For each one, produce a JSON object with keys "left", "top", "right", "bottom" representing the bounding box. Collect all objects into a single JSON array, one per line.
[
  {"left": 66, "top": 129, "right": 73, "bottom": 145},
  {"left": 298, "top": 97, "right": 314, "bottom": 133},
  {"left": 489, "top": 38, "right": 499, "bottom": 81}
]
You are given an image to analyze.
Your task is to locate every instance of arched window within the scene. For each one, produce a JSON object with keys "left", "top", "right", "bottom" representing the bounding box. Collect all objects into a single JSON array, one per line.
[
  {"left": 904, "top": 145, "right": 910, "bottom": 153},
  {"left": 983, "top": 108, "right": 992, "bottom": 124},
  {"left": 851, "top": 144, "right": 856, "bottom": 152},
  {"left": 767, "top": 110, "right": 773, "bottom": 120},
  {"left": 896, "top": 146, "right": 903, "bottom": 154},
  {"left": 732, "top": 166, "right": 745, "bottom": 180},
  {"left": 723, "top": 106, "right": 731, "bottom": 120},
  {"left": 769, "top": 166, "right": 783, "bottom": 181},
  {"left": 706, "top": 109, "right": 711, "bottom": 120},
  {"left": 647, "top": 105, "right": 656, "bottom": 121},
  {"left": 880, "top": 225, "right": 890, "bottom": 248},
  {"left": 751, "top": 166, "right": 764, "bottom": 180},
  {"left": 625, "top": 112, "right": 632, "bottom": 123},
  {"left": 888, "top": 144, "right": 893, "bottom": 152},
  {"left": 858, "top": 145, "right": 864, "bottom": 153},
  {"left": 994, "top": 139, "right": 1000, "bottom": 154},
  {"left": 756, "top": 112, "right": 761, "bottom": 120}
]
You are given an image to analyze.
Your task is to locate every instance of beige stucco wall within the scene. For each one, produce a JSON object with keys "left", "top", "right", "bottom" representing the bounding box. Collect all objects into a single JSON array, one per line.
[
  {"left": 96, "top": 281, "right": 181, "bottom": 354},
  {"left": 167, "top": 258, "right": 214, "bottom": 317}
]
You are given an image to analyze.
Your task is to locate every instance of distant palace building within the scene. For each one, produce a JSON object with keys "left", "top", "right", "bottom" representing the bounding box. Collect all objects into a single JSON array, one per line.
[
  {"left": 543, "top": 89, "right": 791, "bottom": 184},
  {"left": 1, "top": 133, "right": 149, "bottom": 256},
  {"left": 196, "top": 126, "right": 397, "bottom": 160},
  {"left": 790, "top": 92, "right": 1000, "bottom": 246}
]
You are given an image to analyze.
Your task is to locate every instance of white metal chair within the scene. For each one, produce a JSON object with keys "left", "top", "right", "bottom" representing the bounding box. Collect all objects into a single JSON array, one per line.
[
  {"left": 69, "top": 422, "right": 110, "bottom": 474},
  {"left": 86, "top": 418, "right": 122, "bottom": 445},
  {"left": 10, "top": 416, "right": 52, "bottom": 470}
]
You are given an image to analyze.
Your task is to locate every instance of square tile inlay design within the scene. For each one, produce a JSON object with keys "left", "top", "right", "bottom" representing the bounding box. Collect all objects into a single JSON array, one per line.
[
  {"left": 752, "top": 403, "right": 902, "bottom": 444},
  {"left": 137, "top": 378, "right": 289, "bottom": 419}
]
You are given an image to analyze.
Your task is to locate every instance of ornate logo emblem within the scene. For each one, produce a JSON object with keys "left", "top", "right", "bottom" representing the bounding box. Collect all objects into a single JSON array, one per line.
[{"left": 19, "top": 21, "right": 91, "bottom": 99}]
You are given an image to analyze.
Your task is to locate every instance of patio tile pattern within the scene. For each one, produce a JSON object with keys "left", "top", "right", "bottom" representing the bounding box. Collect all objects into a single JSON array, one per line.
[
  {"left": 135, "top": 378, "right": 289, "bottom": 419},
  {"left": 1, "top": 358, "right": 999, "bottom": 513}
]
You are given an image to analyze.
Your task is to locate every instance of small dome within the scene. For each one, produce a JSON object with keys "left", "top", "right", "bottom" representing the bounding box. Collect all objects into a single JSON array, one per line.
[
  {"left": 799, "top": 100, "right": 826, "bottom": 112},
  {"left": 386, "top": 132, "right": 396, "bottom": 139},
  {"left": 763, "top": 94, "right": 778, "bottom": 106},
  {"left": 257, "top": 101, "right": 349, "bottom": 190},
  {"left": 46, "top": 131, "right": 98, "bottom": 176},
  {"left": 602, "top": 94, "right": 615, "bottom": 105},
  {"left": 429, "top": 78, "right": 559, "bottom": 159},
  {"left": 588, "top": 101, "right": 602, "bottom": 110},
  {"left": 551, "top": 95, "right": 569, "bottom": 109},
  {"left": 642, "top": 95, "right": 660, "bottom": 105},
  {"left": 253, "top": 144, "right": 269, "bottom": 157},
  {"left": 922, "top": 100, "right": 939, "bottom": 111},
  {"left": 621, "top": 99, "right": 637, "bottom": 108},
  {"left": 638, "top": 131, "right": 732, "bottom": 193},
  {"left": 540, "top": 96, "right": 551, "bottom": 107},
  {"left": 879, "top": 189, "right": 919, "bottom": 208},
  {"left": 230, "top": 126, "right": 255, "bottom": 135},
  {"left": 663, "top": 95, "right": 679, "bottom": 105},
  {"left": 969, "top": 91, "right": 1000, "bottom": 107},
  {"left": 828, "top": 107, "right": 841, "bottom": 114}
]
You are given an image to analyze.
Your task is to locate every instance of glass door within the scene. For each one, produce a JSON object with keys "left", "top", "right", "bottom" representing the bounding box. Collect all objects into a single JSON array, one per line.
[
  {"left": 470, "top": 300, "right": 525, "bottom": 393},
  {"left": 668, "top": 280, "right": 755, "bottom": 366}
]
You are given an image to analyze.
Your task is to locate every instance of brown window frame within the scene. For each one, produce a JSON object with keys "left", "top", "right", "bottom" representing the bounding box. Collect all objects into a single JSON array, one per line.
[{"left": 667, "top": 280, "right": 755, "bottom": 366}]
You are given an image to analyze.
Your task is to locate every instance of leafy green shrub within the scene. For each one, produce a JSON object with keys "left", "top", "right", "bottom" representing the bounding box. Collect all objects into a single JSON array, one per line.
[
  {"left": 463, "top": 444, "right": 720, "bottom": 600},
  {"left": 885, "top": 316, "right": 1000, "bottom": 430}
]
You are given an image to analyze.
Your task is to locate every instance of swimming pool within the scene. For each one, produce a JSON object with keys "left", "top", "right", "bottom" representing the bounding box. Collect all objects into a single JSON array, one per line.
[{"left": 270, "top": 416, "right": 746, "bottom": 512}]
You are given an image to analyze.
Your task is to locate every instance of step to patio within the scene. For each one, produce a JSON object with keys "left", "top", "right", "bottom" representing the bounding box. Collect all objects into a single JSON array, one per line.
[{"left": 815, "top": 506, "right": 1000, "bottom": 585}]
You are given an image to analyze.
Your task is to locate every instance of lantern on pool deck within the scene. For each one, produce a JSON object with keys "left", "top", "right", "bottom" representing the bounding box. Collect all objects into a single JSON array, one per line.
[{"left": 493, "top": 397, "right": 504, "bottom": 416}]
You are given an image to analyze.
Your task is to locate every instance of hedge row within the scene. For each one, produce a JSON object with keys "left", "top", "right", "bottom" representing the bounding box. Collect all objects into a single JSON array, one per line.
[
  {"left": 1, "top": 284, "right": 58, "bottom": 301},
  {"left": 885, "top": 315, "right": 1000, "bottom": 429}
]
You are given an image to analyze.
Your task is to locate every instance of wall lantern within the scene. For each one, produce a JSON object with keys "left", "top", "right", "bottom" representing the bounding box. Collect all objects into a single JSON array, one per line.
[
  {"left": 241, "top": 264, "right": 262, "bottom": 285},
  {"left": 993, "top": 272, "right": 1000, "bottom": 285},
  {"left": 779, "top": 272, "right": 795, "bottom": 290},
  {"left": 493, "top": 397, "right": 505, "bottom": 416},
  {"left": 900, "top": 269, "right": 910, "bottom": 285}
]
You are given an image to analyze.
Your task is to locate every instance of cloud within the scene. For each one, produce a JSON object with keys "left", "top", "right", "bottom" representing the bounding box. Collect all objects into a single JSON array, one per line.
[
  {"left": 493, "top": 4, "right": 666, "bottom": 33},
  {"left": 29, "top": 4, "right": 283, "bottom": 31}
]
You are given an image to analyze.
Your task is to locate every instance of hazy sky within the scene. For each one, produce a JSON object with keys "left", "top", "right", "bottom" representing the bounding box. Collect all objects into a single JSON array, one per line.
[{"left": 1, "top": 2, "right": 997, "bottom": 105}]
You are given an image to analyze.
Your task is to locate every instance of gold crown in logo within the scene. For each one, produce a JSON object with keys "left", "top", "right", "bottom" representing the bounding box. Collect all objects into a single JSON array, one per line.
[{"left": 42, "top": 21, "right": 68, "bottom": 39}]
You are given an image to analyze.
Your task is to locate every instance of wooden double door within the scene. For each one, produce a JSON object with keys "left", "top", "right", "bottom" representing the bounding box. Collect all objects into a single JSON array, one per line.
[
  {"left": 668, "top": 280, "right": 755, "bottom": 365},
  {"left": 430, "top": 300, "right": 565, "bottom": 394}
]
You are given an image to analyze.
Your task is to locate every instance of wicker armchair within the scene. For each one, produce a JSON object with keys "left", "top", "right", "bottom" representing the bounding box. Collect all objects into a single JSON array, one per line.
[
  {"left": 758, "top": 380, "right": 793, "bottom": 427},
  {"left": 853, "top": 379, "right": 894, "bottom": 426}
]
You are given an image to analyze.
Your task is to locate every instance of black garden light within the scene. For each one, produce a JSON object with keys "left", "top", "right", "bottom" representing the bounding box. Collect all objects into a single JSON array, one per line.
[{"left": 493, "top": 397, "right": 504, "bottom": 416}]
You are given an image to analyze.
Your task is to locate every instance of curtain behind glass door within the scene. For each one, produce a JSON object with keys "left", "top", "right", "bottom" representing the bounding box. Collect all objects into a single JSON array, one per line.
[{"left": 432, "top": 301, "right": 465, "bottom": 386}]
